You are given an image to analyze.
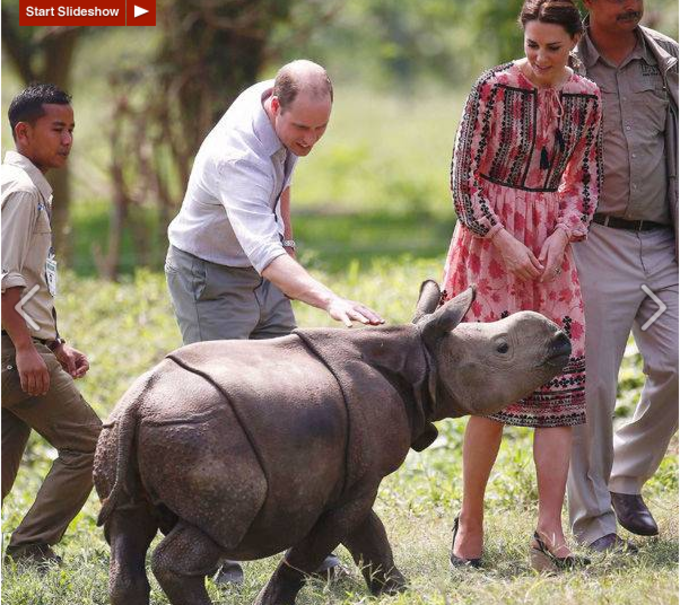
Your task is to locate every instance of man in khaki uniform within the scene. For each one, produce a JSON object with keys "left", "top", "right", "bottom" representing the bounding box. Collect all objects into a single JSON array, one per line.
[
  {"left": 569, "top": 1, "right": 678, "bottom": 552},
  {"left": 1, "top": 84, "right": 102, "bottom": 565}
]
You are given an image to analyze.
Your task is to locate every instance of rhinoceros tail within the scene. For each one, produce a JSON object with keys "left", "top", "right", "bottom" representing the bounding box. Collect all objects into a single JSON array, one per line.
[{"left": 96, "top": 371, "right": 152, "bottom": 527}]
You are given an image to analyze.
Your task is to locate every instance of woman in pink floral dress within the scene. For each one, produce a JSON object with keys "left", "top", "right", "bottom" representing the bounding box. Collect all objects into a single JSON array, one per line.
[{"left": 445, "top": 0, "right": 602, "bottom": 571}]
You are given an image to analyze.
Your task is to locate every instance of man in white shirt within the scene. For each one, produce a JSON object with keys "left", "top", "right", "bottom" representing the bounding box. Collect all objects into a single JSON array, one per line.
[
  {"left": 166, "top": 60, "right": 382, "bottom": 582},
  {"left": 166, "top": 59, "right": 383, "bottom": 346}
]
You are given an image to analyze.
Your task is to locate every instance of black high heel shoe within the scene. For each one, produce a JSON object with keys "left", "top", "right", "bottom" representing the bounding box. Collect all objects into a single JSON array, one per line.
[
  {"left": 530, "top": 531, "right": 591, "bottom": 572},
  {"left": 450, "top": 516, "right": 482, "bottom": 569}
]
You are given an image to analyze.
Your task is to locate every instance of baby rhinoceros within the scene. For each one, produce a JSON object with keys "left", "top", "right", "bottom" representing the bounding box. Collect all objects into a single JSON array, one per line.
[{"left": 94, "top": 281, "right": 571, "bottom": 605}]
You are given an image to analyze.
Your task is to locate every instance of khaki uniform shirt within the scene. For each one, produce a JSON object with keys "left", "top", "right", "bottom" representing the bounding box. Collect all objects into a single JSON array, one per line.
[
  {"left": 580, "top": 28, "right": 670, "bottom": 224},
  {"left": 1, "top": 151, "right": 57, "bottom": 341}
]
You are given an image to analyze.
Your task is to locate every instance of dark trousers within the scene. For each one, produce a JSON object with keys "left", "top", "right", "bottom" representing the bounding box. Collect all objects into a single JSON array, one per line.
[{"left": 2, "top": 335, "right": 102, "bottom": 548}]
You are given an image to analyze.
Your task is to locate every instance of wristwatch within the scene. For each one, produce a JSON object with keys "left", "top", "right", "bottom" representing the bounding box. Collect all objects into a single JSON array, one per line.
[
  {"left": 46, "top": 338, "right": 65, "bottom": 352},
  {"left": 282, "top": 239, "right": 296, "bottom": 249}
]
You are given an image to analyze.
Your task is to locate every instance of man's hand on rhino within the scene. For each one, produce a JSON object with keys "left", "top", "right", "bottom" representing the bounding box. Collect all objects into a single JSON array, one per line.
[{"left": 327, "top": 297, "right": 385, "bottom": 327}]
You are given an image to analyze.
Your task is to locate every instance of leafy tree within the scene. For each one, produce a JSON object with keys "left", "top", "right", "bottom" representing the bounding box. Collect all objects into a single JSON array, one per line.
[{"left": 99, "top": 0, "right": 342, "bottom": 278}]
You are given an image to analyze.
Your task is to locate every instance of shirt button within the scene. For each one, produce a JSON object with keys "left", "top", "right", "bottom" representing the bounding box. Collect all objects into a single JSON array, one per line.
[
  {"left": 626, "top": 125, "right": 631, "bottom": 131},
  {"left": 632, "top": 153, "right": 637, "bottom": 158},
  {"left": 622, "top": 96, "right": 628, "bottom": 102},
  {"left": 633, "top": 184, "right": 638, "bottom": 190}
]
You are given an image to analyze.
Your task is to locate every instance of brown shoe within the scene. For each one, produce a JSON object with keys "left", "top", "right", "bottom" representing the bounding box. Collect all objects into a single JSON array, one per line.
[
  {"left": 610, "top": 492, "right": 659, "bottom": 536},
  {"left": 4, "top": 543, "right": 63, "bottom": 568},
  {"left": 587, "top": 533, "right": 638, "bottom": 554}
]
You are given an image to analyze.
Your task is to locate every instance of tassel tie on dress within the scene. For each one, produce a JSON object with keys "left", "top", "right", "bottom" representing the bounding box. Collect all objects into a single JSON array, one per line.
[{"left": 540, "top": 87, "right": 565, "bottom": 170}]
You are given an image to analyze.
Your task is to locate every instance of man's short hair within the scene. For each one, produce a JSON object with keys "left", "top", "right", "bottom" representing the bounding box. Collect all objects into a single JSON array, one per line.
[
  {"left": 273, "top": 65, "right": 333, "bottom": 111},
  {"left": 8, "top": 83, "right": 72, "bottom": 140}
]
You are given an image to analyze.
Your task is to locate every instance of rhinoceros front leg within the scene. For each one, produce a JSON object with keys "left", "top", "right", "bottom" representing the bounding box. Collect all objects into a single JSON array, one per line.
[
  {"left": 151, "top": 520, "right": 225, "bottom": 605},
  {"left": 341, "top": 509, "right": 407, "bottom": 596},
  {"left": 106, "top": 502, "right": 158, "bottom": 605},
  {"left": 254, "top": 495, "right": 377, "bottom": 605}
]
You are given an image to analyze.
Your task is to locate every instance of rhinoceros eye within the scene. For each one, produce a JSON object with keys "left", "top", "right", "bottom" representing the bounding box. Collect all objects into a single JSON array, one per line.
[{"left": 496, "top": 342, "right": 509, "bottom": 354}]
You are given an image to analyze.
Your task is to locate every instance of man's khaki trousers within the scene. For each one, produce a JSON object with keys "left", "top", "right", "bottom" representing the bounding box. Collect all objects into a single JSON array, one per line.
[
  {"left": 1, "top": 335, "right": 102, "bottom": 549},
  {"left": 568, "top": 224, "right": 678, "bottom": 545}
]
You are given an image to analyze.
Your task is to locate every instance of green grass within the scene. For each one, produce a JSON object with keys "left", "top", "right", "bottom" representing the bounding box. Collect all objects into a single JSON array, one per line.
[{"left": 2, "top": 265, "right": 677, "bottom": 605}]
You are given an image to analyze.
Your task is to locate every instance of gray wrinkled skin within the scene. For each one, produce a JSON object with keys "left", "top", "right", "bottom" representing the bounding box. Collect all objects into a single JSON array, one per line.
[{"left": 93, "top": 282, "right": 571, "bottom": 605}]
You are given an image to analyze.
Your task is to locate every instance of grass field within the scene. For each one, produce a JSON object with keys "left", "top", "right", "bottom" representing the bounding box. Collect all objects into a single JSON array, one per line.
[{"left": 2, "top": 262, "right": 677, "bottom": 605}]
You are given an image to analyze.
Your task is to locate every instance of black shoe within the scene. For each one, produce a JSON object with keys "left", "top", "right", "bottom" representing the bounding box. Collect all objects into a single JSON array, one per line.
[
  {"left": 587, "top": 533, "right": 638, "bottom": 554},
  {"left": 530, "top": 532, "right": 590, "bottom": 573},
  {"left": 449, "top": 516, "right": 482, "bottom": 569},
  {"left": 4, "top": 543, "right": 62, "bottom": 568},
  {"left": 610, "top": 492, "right": 659, "bottom": 536},
  {"left": 310, "top": 553, "right": 347, "bottom": 581},
  {"left": 213, "top": 560, "right": 245, "bottom": 586}
]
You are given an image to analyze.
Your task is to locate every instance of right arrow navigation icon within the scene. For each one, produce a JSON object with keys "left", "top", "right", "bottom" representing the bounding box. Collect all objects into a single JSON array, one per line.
[
  {"left": 640, "top": 284, "right": 667, "bottom": 331},
  {"left": 134, "top": 5, "right": 148, "bottom": 17}
]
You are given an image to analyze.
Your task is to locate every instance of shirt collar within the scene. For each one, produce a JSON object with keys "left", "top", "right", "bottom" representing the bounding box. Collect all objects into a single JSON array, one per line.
[
  {"left": 636, "top": 29, "right": 657, "bottom": 66},
  {"left": 3, "top": 150, "right": 53, "bottom": 201},
  {"left": 579, "top": 27, "right": 600, "bottom": 69},
  {"left": 580, "top": 19, "right": 653, "bottom": 69},
  {"left": 253, "top": 83, "right": 286, "bottom": 158}
]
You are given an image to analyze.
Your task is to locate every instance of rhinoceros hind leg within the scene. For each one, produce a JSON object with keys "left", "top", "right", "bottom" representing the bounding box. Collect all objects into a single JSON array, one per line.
[
  {"left": 253, "top": 561, "right": 306, "bottom": 605},
  {"left": 341, "top": 509, "right": 407, "bottom": 596},
  {"left": 151, "top": 520, "right": 224, "bottom": 605},
  {"left": 106, "top": 503, "right": 158, "bottom": 605},
  {"left": 255, "top": 496, "right": 379, "bottom": 604}
]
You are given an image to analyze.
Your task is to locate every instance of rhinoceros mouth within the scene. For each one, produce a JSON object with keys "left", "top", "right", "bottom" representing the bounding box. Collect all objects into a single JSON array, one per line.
[
  {"left": 544, "top": 338, "right": 572, "bottom": 369},
  {"left": 545, "top": 351, "right": 570, "bottom": 369}
]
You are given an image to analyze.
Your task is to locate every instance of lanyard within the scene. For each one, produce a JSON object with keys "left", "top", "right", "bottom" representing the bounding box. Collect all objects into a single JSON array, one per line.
[{"left": 41, "top": 196, "right": 61, "bottom": 339}]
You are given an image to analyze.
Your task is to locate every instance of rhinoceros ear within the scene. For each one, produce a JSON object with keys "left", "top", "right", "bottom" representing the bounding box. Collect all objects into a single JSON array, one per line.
[
  {"left": 412, "top": 280, "right": 443, "bottom": 324},
  {"left": 419, "top": 285, "right": 476, "bottom": 341}
]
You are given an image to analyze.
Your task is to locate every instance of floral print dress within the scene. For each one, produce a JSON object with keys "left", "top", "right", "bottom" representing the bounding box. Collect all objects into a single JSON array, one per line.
[{"left": 443, "top": 61, "right": 603, "bottom": 427}]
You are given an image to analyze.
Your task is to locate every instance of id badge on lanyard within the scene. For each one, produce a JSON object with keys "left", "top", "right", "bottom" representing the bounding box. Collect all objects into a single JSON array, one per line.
[
  {"left": 46, "top": 250, "right": 58, "bottom": 297},
  {"left": 43, "top": 198, "right": 58, "bottom": 297}
]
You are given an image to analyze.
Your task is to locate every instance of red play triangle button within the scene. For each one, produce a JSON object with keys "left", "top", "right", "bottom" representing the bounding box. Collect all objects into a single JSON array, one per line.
[{"left": 133, "top": 5, "right": 148, "bottom": 17}]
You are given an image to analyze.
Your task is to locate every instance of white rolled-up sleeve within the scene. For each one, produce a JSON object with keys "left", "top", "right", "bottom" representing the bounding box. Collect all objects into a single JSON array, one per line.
[
  {"left": 215, "top": 156, "right": 287, "bottom": 274},
  {"left": 1, "top": 190, "right": 37, "bottom": 292}
]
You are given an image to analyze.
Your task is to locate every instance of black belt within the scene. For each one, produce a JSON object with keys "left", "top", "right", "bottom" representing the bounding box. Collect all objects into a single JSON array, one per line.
[{"left": 593, "top": 213, "right": 667, "bottom": 232}]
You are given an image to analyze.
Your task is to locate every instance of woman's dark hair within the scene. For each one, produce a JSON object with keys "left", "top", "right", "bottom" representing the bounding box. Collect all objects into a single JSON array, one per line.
[
  {"left": 8, "top": 83, "right": 71, "bottom": 140},
  {"left": 519, "top": 0, "right": 584, "bottom": 38}
]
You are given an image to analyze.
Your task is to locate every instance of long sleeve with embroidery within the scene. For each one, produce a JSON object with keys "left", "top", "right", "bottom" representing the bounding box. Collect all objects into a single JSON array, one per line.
[
  {"left": 450, "top": 73, "right": 504, "bottom": 239},
  {"left": 556, "top": 91, "right": 603, "bottom": 242}
]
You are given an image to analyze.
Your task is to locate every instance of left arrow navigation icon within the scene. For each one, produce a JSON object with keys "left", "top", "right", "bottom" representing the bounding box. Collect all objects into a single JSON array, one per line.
[{"left": 14, "top": 284, "right": 40, "bottom": 330}]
